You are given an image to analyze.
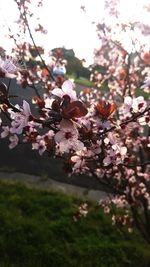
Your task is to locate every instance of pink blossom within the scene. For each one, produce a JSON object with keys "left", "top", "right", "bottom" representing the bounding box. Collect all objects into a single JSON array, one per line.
[
  {"left": 32, "top": 131, "right": 54, "bottom": 155},
  {"left": 124, "top": 96, "right": 133, "bottom": 107},
  {"left": 71, "top": 148, "right": 89, "bottom": 173},
  {"left": 121, "top": 96, "right": 147, "bottom": 115},
  {"left": 78, "top": 203, "right": 88, "bottom": 217},
  {"left": 9, "top": 135, "right": 19, "bottom": 149},
  {"left": 32, "top": 139, "right": 46, "bottom": 155},
  {"left": 141, "top": 77, "right": 150, "bottom": 89},
  {"left": 112, "top": 144, "right": 127, "bottom": 157},
  {"left": 52, "top": 80, "right": 77, "bottom": 101},
  {"left": 104, "top": 206, "right": 110, "bottom": 214},
  {"left": 111, "top": 195, "right": 128, "bottom": 208},
  {"left": 1, "top": 126, "right": 10, "bottom": 138},
  {"left": 90, "top": 141, "right": 102, "bottom": 155},
  {"left": 103, "top": 149, "right": 115, "bottom": 166},
  {"left": 119, "top": 96, "right": 133, "bottom": 115},
  {"left": 138, "top": 116, "right": 150, "bottom": 126},
  {"left": 54, "top": 119, "right": 84, "bottom": 154},
  {"left": 132, "top": 96, "right": 147, "bottom": 113},
  {"left": 9, "top": 100, "right": 31, "bottom": 134},
  {"left": 45, "top": 130, "right": 55, "bottom": 139},
  {"left": 96, "top": 118, "right": 111, "bottom": 129},
  {"left": 0, "top": 57, "right": 17, "bottom": 78},
  {"left": 103, "top": 133, "right": 127, "bottom": 166},
  {"left": 104, "top": 132, "right": 116, "bottom": 145},
  {"left": 104, "top": 133, "right": 127, "bottom": 157}
]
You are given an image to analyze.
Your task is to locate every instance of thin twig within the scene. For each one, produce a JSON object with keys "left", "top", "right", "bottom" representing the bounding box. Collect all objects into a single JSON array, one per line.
[
  {"left": 28, "top": 83, "right": 42, "bottom": 99},
  {"left": 99, "top": 107, "right": 150, "bottom": 136},
  {"left": 7, "top": 79, "right": 11, "bottom": 94},
  {"left": 21, "top": 2, "right": 56, "bottom": 82}
]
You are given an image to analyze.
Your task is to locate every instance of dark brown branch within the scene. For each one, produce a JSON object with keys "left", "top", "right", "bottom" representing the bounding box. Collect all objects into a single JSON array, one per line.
[
  {"left": 4, "top": 101, "right": 58, "bottom": 132},
  {"left": 28, "top": 83, "right": 42, "bottom": 99},
  {"left": 20, "top": 1, "right": 56, "bottom": 82},
  {"left": 7, "top": 79, "right": 11, "bottom": 94},
  {"left": 99, "top": 107, "right": 150, "bottom": 136}
]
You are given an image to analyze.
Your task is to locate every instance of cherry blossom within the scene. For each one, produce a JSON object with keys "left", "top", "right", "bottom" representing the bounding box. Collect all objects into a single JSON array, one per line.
[
  {"left": 1, "top": 126, "right": 10, "bottom": 138},
  {"left": 54, "top": 119, "right": 84, "bottom": 154},
  {"left": 0, "top": 0, "right": 149, "bottom": 244},
  {"left": 9, "top": 134, "right": 19, "bottom": 149},
  {"left": 73, "top": 203, "right": 88, "bottom": 221},
  {"left": 32, "top": 138, "right": 46, "bottom": 155},
  {"left": 9, "top": 100, "right": 31, "bottom": 134},
  {"left": 132, "top": 96, "right": 147, "bottom": 113},
  {"left": 71, "top": 148, "right": 91, "bottom": 174},
  {"left": 32, "top": 130, "right": 54, "bottom": 155},
  {"left": 0, "top": 57, "right": 18, "bottom": 78},
  {"left": 120, "top": 96, "right": 147, "bottom": 116},
  {"left": 141, "top": 77, "right": 150, "bottom": 90},
  {"left": 104, "top": 132, "right": 127, "bottom": 162},
  {"left": 52, "top": 80, "right": 77, "bottom": 101}
]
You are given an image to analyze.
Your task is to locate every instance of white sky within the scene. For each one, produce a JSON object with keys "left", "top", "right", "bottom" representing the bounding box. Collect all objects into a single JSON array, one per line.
[
  {"left": 0, "top": 0, "right": 101, "bottom": 65},
  {"left": 0, "top": 0, "right": 149, "bottom": 65}
]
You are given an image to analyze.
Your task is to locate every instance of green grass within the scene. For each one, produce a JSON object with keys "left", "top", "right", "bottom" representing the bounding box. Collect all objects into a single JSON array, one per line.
[
  {"left": 75, "top": 77, "right": 95, "bottom": 87},
  {"left": 135, "top": 88, "right": 150, "bottom": 99},
  {"left": 0, "top": 181, "right": 149, "bottom": 267},
  {"left": 65, "top": 74, "right": 95, "bottom": 88},
  {"left": 0, "top": 166, "right": 17, "bottom": 173}
]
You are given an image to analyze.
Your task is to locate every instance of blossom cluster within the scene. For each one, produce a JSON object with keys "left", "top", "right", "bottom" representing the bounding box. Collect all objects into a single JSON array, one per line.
[
  {"left": 0, "top": 47, "right": 149, "bottom": 244},
  {"left": 0, "top": 0, "right": 150, "bottom": 243}
]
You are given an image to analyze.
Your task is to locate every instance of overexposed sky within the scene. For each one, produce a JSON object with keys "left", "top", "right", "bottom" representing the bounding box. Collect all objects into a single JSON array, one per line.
[
  {"left": 0, "top": 0, "right": 149, "bottom": 65},
  {"left": 0, "top": 0, "right": 101, "bottom": 65}
]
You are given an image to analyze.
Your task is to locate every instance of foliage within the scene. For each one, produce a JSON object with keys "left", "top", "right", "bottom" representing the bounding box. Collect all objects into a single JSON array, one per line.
[{"left": 0, "top": 181, "right": 149, "bottom": 267}]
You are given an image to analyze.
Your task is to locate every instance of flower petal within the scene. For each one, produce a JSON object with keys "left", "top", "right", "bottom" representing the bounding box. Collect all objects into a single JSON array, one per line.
[
  {"left": 23, "top": 100, "right": 31, "bottom": 116},
  {"left": 62, "top": 80, "right": 74, "bottom": 92}
]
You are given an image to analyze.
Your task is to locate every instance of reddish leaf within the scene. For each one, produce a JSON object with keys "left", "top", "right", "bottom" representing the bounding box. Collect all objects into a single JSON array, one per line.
[
  {"left": 96, "top": 101, "right": 116, "bottom": 119},
  {"left": 62, "top": 101, "right": 88, "bottom": 119}
]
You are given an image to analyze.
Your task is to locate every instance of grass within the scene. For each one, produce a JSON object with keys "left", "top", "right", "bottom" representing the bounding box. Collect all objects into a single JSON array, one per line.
[
  {"left": 0, "top": 166, "right": 17, "bottom": 173},
  {"left": 65, "top": 74, "right": 95, "bottom": 88},
  {"left": 74, "top": 77, "right": 95, "bottom": 87},
  {"left": 0, "top": 180, "right": 149, "bottom": 267},
  {"left": 135, "top": 88, "right": 150, "bottom": 99}
]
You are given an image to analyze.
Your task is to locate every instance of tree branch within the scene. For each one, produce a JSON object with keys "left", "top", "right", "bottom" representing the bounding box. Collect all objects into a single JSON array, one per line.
[
  {"left": 99, "top": 107, "right": 150, "bottom": 136},
  {"left": 20, "top": 1, "right": 56, "bottom": 82}
]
